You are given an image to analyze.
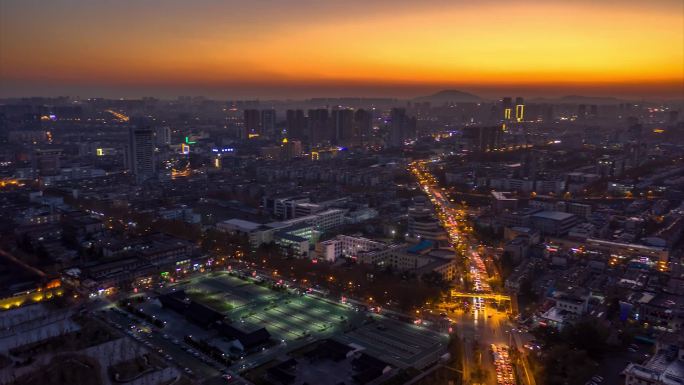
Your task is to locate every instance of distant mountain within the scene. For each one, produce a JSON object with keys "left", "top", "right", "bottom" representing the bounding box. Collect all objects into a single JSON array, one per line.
[
  {"left": 530, "top": 95, "right": 626, "bottom": 105},
  {"left": 559, "top": 95, "right": 625, "bottom": 104},
  {"left": 414, "top": 90, "right": 482, "bottom": 103}
]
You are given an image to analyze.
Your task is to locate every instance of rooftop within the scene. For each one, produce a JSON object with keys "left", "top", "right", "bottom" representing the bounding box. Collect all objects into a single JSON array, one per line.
[
  {"left": 531, "top": 210, "right": 575, "bottom": 221},
  {"left": 624, "top": 354, "right": 684, "bottom": 385},
  {"left": 407, "top": 240, "right": 435, "bottom": 254},
  {"left": 220, "top": 218, "right": 262, "bottom": 231}
]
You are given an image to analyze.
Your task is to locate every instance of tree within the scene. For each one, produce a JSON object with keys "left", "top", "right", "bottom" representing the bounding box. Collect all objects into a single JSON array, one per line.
[
  {"left": 498, "top": 251, "right": 517, "bottom": 280},
  {"left": 446, "top": 334, "right": 463, "bottom": 370},
  {"left": 560, "top": 320, "right": 609, "bottom": 360},
  {"left": 531, "top": 319, "right": 610, "bottom": 385},
  {"left": 605, "top": 296, "right": 621, "bottom": 321},
  {"left": 542, "top": 345, "right": 594, "bottom": 385},
  {"left": 421, "top": 271, "right": 446, "bottom": 288},
  {"left": 518, "top": 277, "right": 536, "bottom": 304}
]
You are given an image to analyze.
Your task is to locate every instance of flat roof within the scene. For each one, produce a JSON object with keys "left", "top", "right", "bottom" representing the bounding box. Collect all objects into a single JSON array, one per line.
[
  {"left": 221, "top": 218, "right": 262, "bottom": 231},
  {"left": 531, "top": 211, "right": 575, "bottom": 221},
  {"left": 510, "top": 226, "right": 535, "bottom": 233},
  {"left": 265, "top": 221, "right": 293, "bottom": 230},
  {"left": 491, "top": 191, "right": 516, "bottom": 201},
  {"left": 296, "top": 202, "right": 320, "bottom": 208},
  {"left": 586, "top": 238, "right": 667, "bottom": 252},
  {"left": 407, "top": 240, "right": 434, "bottom": 254}
]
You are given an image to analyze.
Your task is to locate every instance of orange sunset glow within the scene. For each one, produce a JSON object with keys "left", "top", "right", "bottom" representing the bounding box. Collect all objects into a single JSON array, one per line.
[{"left": 1, "top": 0, "right": 682, "bottom": 98}]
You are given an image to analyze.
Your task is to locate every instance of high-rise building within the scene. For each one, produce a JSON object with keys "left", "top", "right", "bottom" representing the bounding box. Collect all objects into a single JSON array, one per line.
[
  {"left": 260, "top": 109, "right": 276, "bottom": 137},
  {"left": 459, "top": 126, "right": 503, "bottom": 153},
  {"left": 154, "top": 126, "right": 171, "bottom": 146},
  {"left": 354, "top": 109, "right": 373, "bottom": 145},
  {"left": 589, "top": 104, "right": 598, "bottom": 118},
  {"left": 515, "top": 97, "right": 525, "bottom": 122},
  {"left": 502, "top": 97, "right": 513, "bottom": 121},
  {"left": 243, "top": 109, "right": 261, "bottom": 139},
  {"left": 224, "top": 103, "right": 243, "bottom": 139},
  {"left": 578, "top": 104, "right": 587, "bottom": 119},
  {"left": 33, "top": 148, "right": 61, "bottom": 176},
  {"left": 127, "top": 125, "right": 156, "bottom": 183},
  {"left": 388, "top": 108, "right": 416, "bottom": 148},
  {"left": 308, "top": 108, "right": 330, "bottom": 145},
  {"left": 281, "top": 138, "right": 303, "bottom": 160},
  {"left": 331, "top": 108, "right": 354, "bottom": 145},
  {"left": 286, "top": 109, "right": 307, "bottom": 141}
]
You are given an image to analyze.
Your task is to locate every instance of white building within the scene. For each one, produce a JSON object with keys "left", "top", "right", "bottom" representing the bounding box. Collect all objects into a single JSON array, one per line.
[
  {"left": 218, "top": 210, "right": 344, "bottom": 251},
  {"left": 316, "top": 234, "right": 386, "bottom": 262},
  {"left": 282, "top": 209, "right": 346, "bottom": 231},
  {"left": 159, "top": 206, "right": 201, "bottom": 224},
  {"left": 623, "top": 333, "right": 684, "bottom": 385},
  {"left": 345, "top": 207, "right": 378, "bottom": 224}
]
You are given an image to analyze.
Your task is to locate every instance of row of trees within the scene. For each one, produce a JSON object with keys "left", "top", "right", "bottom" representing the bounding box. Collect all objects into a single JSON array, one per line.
[{"left": 531, "top": 320, "right": 611, "bottom": 385}]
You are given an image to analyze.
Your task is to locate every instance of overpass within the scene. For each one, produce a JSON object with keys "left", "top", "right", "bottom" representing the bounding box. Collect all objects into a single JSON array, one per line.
[{"left": 450, "top": 291, "right": 511, "bottom": 302}]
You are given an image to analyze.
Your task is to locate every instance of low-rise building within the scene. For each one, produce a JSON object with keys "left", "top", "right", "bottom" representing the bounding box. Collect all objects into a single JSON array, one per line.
[
  {"left": 316, "top": 234, "right": 386, "bottom": 262},
  {"left": 16, "top": 206, "right": 61, "bottom": 226},
  {"left": 622, "top": 332, "right": 684, "bottom": 385},
  {"left": 491, "top": 191, "right": 518, "bottom": 213},
  {"left": 530, "top": 211, "right": 578, "bottom": 236}
]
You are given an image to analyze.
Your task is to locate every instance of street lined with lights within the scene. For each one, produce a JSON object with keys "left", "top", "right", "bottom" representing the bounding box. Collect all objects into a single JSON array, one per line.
[{"left": 410, "top": 159, "right": 528, "bottom": 385}]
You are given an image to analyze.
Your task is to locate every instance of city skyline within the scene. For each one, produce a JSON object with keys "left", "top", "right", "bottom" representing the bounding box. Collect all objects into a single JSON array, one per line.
[
  {"left": 1, "top": 2, "right": 683, "bottom": 379},
  {"left": 1, "top": 0, "right": 683, "bottom": 99}
]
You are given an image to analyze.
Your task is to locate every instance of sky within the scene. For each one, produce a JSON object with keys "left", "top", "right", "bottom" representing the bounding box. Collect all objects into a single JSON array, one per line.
[{"left": 1, "top": 0, "right": 683, "bottom": 100}]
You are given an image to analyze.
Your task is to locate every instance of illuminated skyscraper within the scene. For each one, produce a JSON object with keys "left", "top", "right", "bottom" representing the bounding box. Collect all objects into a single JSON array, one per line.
[
  {"left": 515, "top": 97, "right": 525, "bottom": 122},
  {"left": 502, "top": 97, "right": 513, "bottom": 121}
]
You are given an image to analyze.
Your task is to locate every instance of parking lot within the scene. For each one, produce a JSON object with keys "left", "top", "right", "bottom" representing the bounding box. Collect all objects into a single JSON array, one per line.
[
  {"left": 99, "top": 307, "right": 225, "bottom": 381},
  {"left": 100, "top": 270, "right": 448, "bottom": 380},
  {"left": 99, "top": 271, "right": 366, "bottom": 376},
  {"left": 171, "top": 272, "right": 365, "bottom": 344}
]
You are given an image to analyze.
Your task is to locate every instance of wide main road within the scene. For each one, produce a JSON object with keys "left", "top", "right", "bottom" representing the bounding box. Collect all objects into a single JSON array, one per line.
[
  {"left": 409, "top": 160, "right": 534, "bottom": 385},
  {"left": 409, "top": 160, "right": 467, "bottom": 249}
]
